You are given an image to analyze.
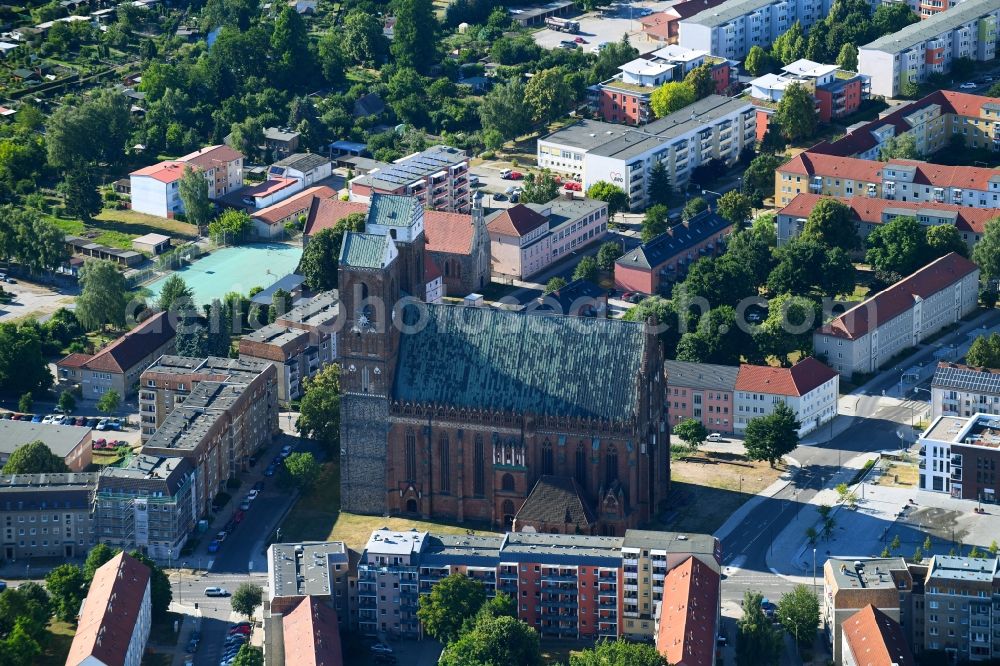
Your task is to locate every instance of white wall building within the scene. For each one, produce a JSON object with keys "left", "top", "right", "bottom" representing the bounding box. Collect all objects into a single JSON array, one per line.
[
  {"left": 733, "top": 357, "right": 839, "bottom": 436},
  {"left": 538, "top": 95, "right": 755, "bottom": 211},
  {"left": 129, "top": 145, "right": 244, "bottom": 218},
  {"left": 270, "top": 152, "right": 333, "bottom": 187},
  {"left": 931, "top": 362, "right": 1000, "bottom": 419},
  {"left": 859, "top": 0, "right": 1000, "bottom": 98}
]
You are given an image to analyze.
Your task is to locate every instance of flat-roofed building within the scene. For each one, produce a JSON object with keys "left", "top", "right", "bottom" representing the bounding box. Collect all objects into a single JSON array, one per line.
[
  {"left": 267, "top": 541, "right": 352, "bottom": 620},
  {"left": 824, "top": 557, "right": 914, "bottom": 665},
  {"left": 920, "top": 555, "right": 1000, "bottom": 659},
  {"left": 920, "top": 413, "right": 1000, "bottom": 501},
  {"left": 0, "top": 421, "right": 93, "bottom": 472},
  {"left": 932, "top": 363, "right": 1000, "bottom": 419},
  {"left": 813, "top": 253, "right": 979, "bottom": 380},
  {"left": 349, "top": 145, "right": 471, "bottom": 213},
  {"left": 0, "top": 472, "right": 97, "bottom": 560}
]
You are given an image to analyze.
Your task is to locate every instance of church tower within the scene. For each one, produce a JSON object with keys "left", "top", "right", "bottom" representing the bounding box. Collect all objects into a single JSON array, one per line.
[{"left": 469, "top": 195, "right": 491, "bottom": 290}]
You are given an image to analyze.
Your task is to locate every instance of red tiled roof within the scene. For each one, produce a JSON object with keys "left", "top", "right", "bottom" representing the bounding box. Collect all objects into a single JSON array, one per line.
[
  {"left": 486, "top": 204, "right": 548, "bottom": 237},
  {"left": 821, "top": 252, "right": 979, "bottom": 340},
  {"left": 58, "top": 311, "right": 175, "bottom": 374},
  {"left": 178, "top": 144, "right": 243, "bottom": 170},
  {"left": 639, "top": 12, "right": 673, "bottom": 37},
  {"left": 130, "top": 161, "right": 186, "bottom": 184},
  {"left": 735, "top": 357, "right": 837, "bottom": 396},
  {"left": 888, "top": 159, "right": 999, "bottom": 191},
  {"left": 303, "top": 198, "right": 368, "bottom": 236},
  {"left": 252, "top": 186, "right": 337, "bottom": 226},
  {"left": 282, "top": 596, "right": 343, "bottom": 666},
  {"left": 842, "top": 605, "right": 915, "bottom": 666},
  {"left": 424, "top": 210, "right": 475, "bottom": 255},
  {"left": 778, "top": 193, "right": 1000, "bottom": 235},
  {"left": 243, "top": 177, "right": 297, "bottom": 199},
  {"left": 779, "top": 152, "right": 884, "bottom": 182},
  {"left": 67, "top": 552, "right": 151, "bottom": 666},
  {"left": 656, "top": 556, "right": 719, "bottom": 666},
  {"left": 58, "top": 352, "right": 94, "bottom": 368}
]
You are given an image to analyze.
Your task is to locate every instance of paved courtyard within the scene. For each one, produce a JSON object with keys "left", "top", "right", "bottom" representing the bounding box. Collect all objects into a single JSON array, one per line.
[
  {"left": 531, "top": 1, "right": 677, "bottom": 55},
  {"left": 0, "top": 279, "right": 75, "bottom": 323}
]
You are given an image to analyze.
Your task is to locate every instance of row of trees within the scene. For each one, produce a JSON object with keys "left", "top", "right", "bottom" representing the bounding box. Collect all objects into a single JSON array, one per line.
[{"left": 737, "top": 586, "right": 819, "bottom": 665}]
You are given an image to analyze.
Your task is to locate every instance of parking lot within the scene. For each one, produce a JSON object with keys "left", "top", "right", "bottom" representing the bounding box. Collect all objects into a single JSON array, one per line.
[
  {"left": 0, "top": 278, "right": 75, "bottom": 323},
  {"left": 531, "top": 0, "right": 678, "bottom": 55}
]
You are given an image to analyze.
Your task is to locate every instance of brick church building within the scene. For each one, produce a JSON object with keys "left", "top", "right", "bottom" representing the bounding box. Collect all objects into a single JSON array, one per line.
[{"left": 338, "top": 193, "right": 669, "bottom": 536}]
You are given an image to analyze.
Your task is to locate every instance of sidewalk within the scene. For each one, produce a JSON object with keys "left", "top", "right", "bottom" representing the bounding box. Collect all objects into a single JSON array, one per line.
[{"left": 714, "top": 454, "right": 800, "bottom": 543}]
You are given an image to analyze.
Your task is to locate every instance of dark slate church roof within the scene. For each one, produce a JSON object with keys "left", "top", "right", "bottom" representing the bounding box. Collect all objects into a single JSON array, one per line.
[
  {"left": 393, "top": 304, "right": 646, "bottom": 421},
  {"left": 516, "top": 475, "right": 596, "bottom": 528}
]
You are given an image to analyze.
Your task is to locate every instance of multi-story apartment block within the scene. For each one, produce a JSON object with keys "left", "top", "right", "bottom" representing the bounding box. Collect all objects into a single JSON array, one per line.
[
  {"left": 67, "top": 552, "right": 152, "bottom": 666},
  {"left": 486, "top": 198, "right": 609, "bottom": 279},
  {"left": 139, "top": 355, "right": 278, "bottom": 441},
  {"left": 733, "top": 358, "right": 839, "bottom": 436},
  {"left": 141, "top": 379, "right": 278, "bottom": 517},
  {"left": 353, "top": 528, "right": 720, "bottom": 642},
  {"left": 813, "top": 253, "right": 979, "bottom": 380},
  {"left": 776, "top": 193, "right": 1000, "bottom": 249},
  {"left": 859, "top": 0, "right": 1000, "bottom": 98},
  {"left": 679, "top": 0, "right": 833, "bottom": 61},
  {"left": 920, "top": 555, "right": 1000, "bottom": 660},
  {"left": 824, "top": 557, "right": 915, "bottom": 666},
  {"left": 920, "top": 413, "right": 1000, "bottom": 500},
  {"left": 239, "top": 291, "right": 339, "bottom": 404},
  {"left": 613, "top": 209, "right": 733, "bottom": 294},
  {"left": 932, "top": 363, "right": 1000, "bottom": 418},
  {"left": 841, "top": 605, "right": 916, "bottom": 666},
  {"left": 538, "top": 95, "right": 755, "bottom": 211},
  {"left": 589, "top": 46, "right": 734, "bottom": 125},
  {"left": 654, "top": 555, "right": 721, "bottom": 666},
  {"left": 665, "top": 360, "right": 738, "bottom": 434},
  {"left": 349, "top": 145, "right": 471, "bottom": 213},
  {"left": 267, "top": 541, "right": 353, "bottom": 622},
  {"left": 130, "top": 145, "right": 244, "bottom": 218},
  {"left": 0, "top": 472, "right": 97, "bottom": 561},
  {"left": 95, "top": 454, "right": 197, "bottom": 560},
  {"left": 776, "top": 153, "right": 1000, "bottom": 208}
]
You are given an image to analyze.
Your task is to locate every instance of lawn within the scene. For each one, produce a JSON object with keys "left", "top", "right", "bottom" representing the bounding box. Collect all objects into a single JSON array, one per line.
[
  {"left": 280, "top": 460, "right": 499, "bottom": 553},
  {"left": 147, "top": 611, "right": 183, "bottom": 648},
  {"left": 657, "top": 448, "right": 786, "bottom": 535},
  {"left": 37, "top": 620, "right": 75, "bottom": 666},
  {"left": 91, "top": 449, "right": 127, "bottom": 466},
  {"left": 45, "top": 208, "right": 198, "bottom": 251}
]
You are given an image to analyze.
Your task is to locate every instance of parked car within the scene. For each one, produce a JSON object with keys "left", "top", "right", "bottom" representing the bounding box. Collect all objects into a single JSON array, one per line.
[
  {"left": 468, "top": 175, "right": 479, "bottom": 187},
  {"left": 207, "top": 540, "right": 220, "bottom": 554},
  {"left": 216, "top": 530, "right": 228, "bottom": 543},
  {"left": 371, "top": 643, "right": 394, "bottom": 654},
  {"left": 574, "top": 36, "right": 586, "bottom": 43},
  {"left": 247, "top": 490, "right": 259, "bottom": 501},
  {"left": 233, "top": 510, "right": 245, "bottom": 524},
  {"left": 508, "top": 171, "right": 523, "bottom": 180},
  {"left": 229, "top": 623, "right": 251, "bottom": 636},
  {"left": 264, "top": 465, "right": 276, "bottom": 477},
  {"left": 499, "top": 168, "right": 512, "bottom": 179},
  {"left": 95, "top": 418, "right": 110, "bottom": 431},
  {"left": 93, "top": 438, "right": 107, "bottom": 448},
  {"left": 509, "top": 192, "right": 520, "bottom": 203},
  {"left": 280, "top": 444, "right": 293, "bottom": 458},
  {"left": 563, "top": 181, "right": 582, "bottom": 191},
  {"left": 707, "top": 433, "right": 723, "bottom": 442},
  {"left": 73, "top": 417, "right": 86, "bottom": 426},
  {"left": 239, "top": 499, "right": 251, "bottom": 511},
  {"left": 0, "top": 581, "right": 7, "bottom": 592},
  {"left": 960, "top": 81, "right": 978, "bottom": 89},
  {"left": 0, "top": 412, "right": 11, "bottom": 420},
  {"left": 86, "top": 418, "right": 99, "bottom": 428},
  {"left": 558, "top": 40, "right": 578, "bottom": 49},
  {"left": 204, "top": 586, "right": 229, "bottom": 597},
  {"left": 30, "top": 414, "right": 43, "bottom": 423}
]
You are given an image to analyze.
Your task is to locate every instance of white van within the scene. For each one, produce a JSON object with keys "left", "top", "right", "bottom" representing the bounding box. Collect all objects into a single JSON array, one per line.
[{"left": 499, "top": 168, "right": 513, "bottom": 179}]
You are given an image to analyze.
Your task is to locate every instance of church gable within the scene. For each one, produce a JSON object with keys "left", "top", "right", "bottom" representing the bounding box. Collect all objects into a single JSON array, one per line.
[{"left": 392, "top": 304, "right": 646, "bottom": 422}]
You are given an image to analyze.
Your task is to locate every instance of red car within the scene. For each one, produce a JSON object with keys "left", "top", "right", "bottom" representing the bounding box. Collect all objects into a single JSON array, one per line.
[
  {"left": 563, "top": 181, "right": 582, "bottom": 192},
  {"left": 574, "top": 36, "right": 586, "bottom": 43},
  {"left": 93, "top": 438, "right": 107, "bottom": 449},
  {"left": 233, "top": 510, "right": 245, "bottom": 524},
  {"left": 508, "top": 171, "right": 523, "bottom": 180}
]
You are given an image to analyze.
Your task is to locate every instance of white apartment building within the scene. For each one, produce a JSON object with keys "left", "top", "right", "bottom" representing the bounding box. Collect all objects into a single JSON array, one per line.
[
  {"left": 732, "top": 357, "right": 839, "bottom": 436},
  {"left": 679, "top": 0, "right": 833, "bottom": 61},
  {"left": 538, "top": 95, "right": 755, "bottom": 211},
  {"left": 859, "top": 0, "right": 1000, "bottom": 98},
  {"left": 932, "top": 362, "right": 1000, "bottom": 419},
  {"left": 129, "top": 145, "right": 244, "bottom": 218},
  {"left": 813, "top": 253, "right": 980, "bottom": 380}
]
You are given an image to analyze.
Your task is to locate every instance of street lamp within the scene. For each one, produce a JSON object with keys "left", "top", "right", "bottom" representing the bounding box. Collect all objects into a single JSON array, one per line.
[
  {"left": 812, "top": 548, "right": 818, "bottom": 598},
  {"left": 786, "top": 616, "right": 799, "bottom": 653}
]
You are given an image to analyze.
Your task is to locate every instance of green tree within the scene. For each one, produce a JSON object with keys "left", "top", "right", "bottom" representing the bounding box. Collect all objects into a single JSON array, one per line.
[
  {"left": 836, "top": 43, "right": 858, "bottom": 71},
  {"left": 587, "top": 182, "right": 628, "bottom": 220},
  {"left": 737, "top": 590, "right": 782, "bottom": 666},
  {"left": 623, "top": 296, "right": 682, "bottom": 356},
  {"left": 298, "top": 214, "right": 366, "bottom": 290},
  {"left": 96, "top": 389, "right": 121, "bottom": 414},
  {"left": 157, "top": 275, "right": 194, "bottom": 312},
  {"left": 591, "top": 35, "right": 640, "bottom": 82},
  {"left": 572, "top": 256, "right": 599, "bottom": 283},
  {"left": 60, "top": 166, "right": 102, "bottom": 222},
  {"left": 570, "top": 640, "right": 668, "bottom": 666},
  {"left": 801, "top": 198, "right": 859, "bottom": 251},
  {"left": 2, "top": 441, "right": 70, "bottom": 474},
  {"left": 479, "top": 80, "right": 533, "bottom": 142},
  {"left": 717, "top": 190, "right": 752, "bottom": 227},
  {"left": 596, "top": 242, "right": 624, "bottom": 271},
  {"left": 753, "top": 293, "right": 819, "bottom": 364},
  {"left": 900, "top": 77, "right": 921, "bottom": 99},
  {"left": 673, "top": 255, "right": 756, "bottom": 310},
  {"left": 524, "top": 68, "right": 573, "bottom": 123},
  {"left": 127, "top": 551, "right": 171, "bottom": 620},
  {"left": 973, "top": 218, "right": 1000, "bottom": 283},
  {"left": 418, "top": 573, "right": 488, "bottom": 644},
  {"left": 45, "top": 563, "right": 86, "bottom": 622},
  {"left": 773, "top": 21, "right": 806, "bottom": 64},
  {"left": 231, "top": 645, "right": 264, "bottom": 666},
  {"left": 83, "top": 544, "right": 119, "bottom": 582},
  {"left": 440, "top": 614, "right": 541, "bottom": 666},
  {"left": 865, "top": 216, "right": 928, "bottom": 280},
  {"left": 0, "top": 617, "right": 43, "bottom": 666},
  {"left": 744, "top": 403, "right": 800, "bottom": 467},
  {"left": 520, "top": 170, "right": 559, "bottom": 205},
  {"left": 926, "top": 224, "right": 968, "bottom": 259},
  {"left": 873, "top": 2, "right": 919, "bottom": 34},
  {"left": 268, "top": 288, "right": 291, "bottom": 324},
  {"left": 46, "top": 90, "right": 129, "bottom": 168},
  {"left": 913, "top": 547, "right": 923, "bottom": 563},
  {"left": 341, "top": 10, "right": 386, "bottom": 66},
  {"left": 296, "top": 364, "right": 341, "bottom": 452},
  {"left": 648, "top": 161, "right": 674, "bottom": 207},
  {"left": 641, "top": 204, "right": 669, "bottom": 242},
  {"left": 650, "top": 81, "right": 696, "bottom": 118},
  {"left": 773, "top": 82, "right": 818, "bottom": 142},
  {"left": 18, "top": 392, "right": 33, "bottom": 413},
  {"left": 725, "top": 221, "right": 777, "bottom": 289},
  {"left": 391, "top": 0, "right": 438, "bottom": 73},
  {"left": 58, "top": 391, "right": 76, "bottom": 414},
  {"left": 270, "top": 7, "right": 314, "bottom": 88},
  {"left": 231, "top": 582, "right": 263, "bottom": 621},
  {"left": 989, "top": 539, "right": 998, "bottom": 556},
  {"left": 75, "top": 260, "right": 127, "bottom": 331},
  {"left": 674, "top": 418, "right": 709, "bottom": 449},
  {"left": 209, "top": 209, "right": 252, "bottom": 244},
  {"left": 178, "top": 166, "right": 213, "bottom": 232},
  {"left": 743, "top": 153, "right": 785, "bottom": 207},
  {"left": 684, "top": 63, "right": 716, "bottom": 99},
  {"left": 283, "top": 452, "right": 321, "bottom": 490},
  {"left": 544, "top": 277, "right": 568, "bottom": 294},
  {"left": 966, "top": 332, "right": 1000, "bottom": 368},
  {"left": 777, "top": 584, "right": 820, "bottom": 647},
  {"left": 878, "top": 133, "right": 919, "bottom": 161},
  {"left": 682, "top": 196, "right": 709, "bottom": 221},
  {"left": 769, "top": 238, "right": 855, "bottom": 297},
  {"left": 745, "top": 45, "right": 776, "bottom": 77}
]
